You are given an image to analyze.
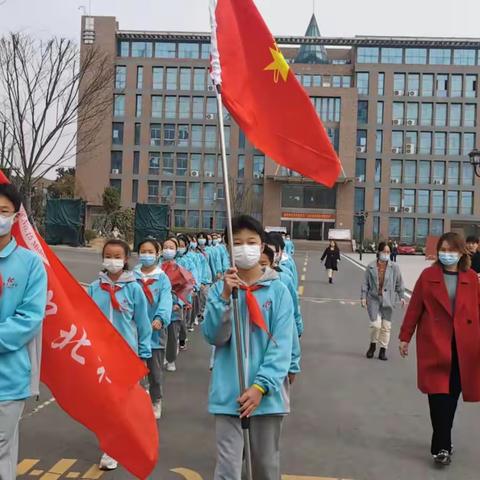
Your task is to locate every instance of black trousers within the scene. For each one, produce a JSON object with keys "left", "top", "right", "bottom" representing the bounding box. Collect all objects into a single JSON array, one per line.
[{"left": 428, "top": 337, "right": 462, "bottom": 455}]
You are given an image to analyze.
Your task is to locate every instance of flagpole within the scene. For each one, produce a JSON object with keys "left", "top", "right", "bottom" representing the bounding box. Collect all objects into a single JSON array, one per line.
[{"left": 215, "top": 87, "right": 254, "bottom": 480}]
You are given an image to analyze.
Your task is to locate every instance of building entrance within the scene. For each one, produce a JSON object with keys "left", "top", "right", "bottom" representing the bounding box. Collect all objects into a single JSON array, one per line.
[{"left": 282, "top": 220, "right": 335, "bottom": 240}]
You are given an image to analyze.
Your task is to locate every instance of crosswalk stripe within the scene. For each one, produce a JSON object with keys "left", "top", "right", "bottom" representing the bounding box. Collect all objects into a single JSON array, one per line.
[
  {"left": 81, "top": 466, "right": 104, "bottom": 479},
  {"left": 40, "top": 459, "right": 77, "bottom": 479},
  {"left": 17, "top": 459, "right": 39, "bottom": 475},
  {"left": 66, "top": 473, "right": 80, "bottom": 479},
  {"left": 30, "top": 470, "right": 44, "bottom": 476}
]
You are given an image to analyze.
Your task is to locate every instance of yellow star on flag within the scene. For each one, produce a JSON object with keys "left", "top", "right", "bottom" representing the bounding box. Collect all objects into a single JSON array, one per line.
[{"left": 264, "top": 44, "right": 290, "bottom": 83}]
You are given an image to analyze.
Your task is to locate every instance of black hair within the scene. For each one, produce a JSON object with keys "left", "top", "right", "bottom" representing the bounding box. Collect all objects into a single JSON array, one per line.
[
  {"left": 103, "top": 239, "right": 131, "bottom": 270},
  {"left": 466, "top": 235, "right": 479, "bottom": 244},
  {"left": 137, "top": 237, "right": 160, "bottom": 254},
  {"left": 177, "top": 234, "right": 189, "bottom": 247},
  {"left": 268, "top": 232, "right": 285, "bottom": 251},
  {"left": 0, "top": 183, "right": 22, "bottom": 213},
  {"left": 162, "top": 236, "right": 179, "bottom": 249},
  {"left": 262, "top": 245, "right": 274, "bottom": 264},
  {"left": 377, "top": 241, "right": 388, "bottom": 253},
  {"left": 225, "top": 215, "right": 265, "bottom": 245},
  {"left": 197, "top": 231, "right": 207, "bottom": 239}
]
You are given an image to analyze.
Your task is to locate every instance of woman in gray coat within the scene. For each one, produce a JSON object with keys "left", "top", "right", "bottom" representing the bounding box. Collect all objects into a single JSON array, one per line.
[{"left": 361, "top": 241, "right": 405, "bottom": 361}]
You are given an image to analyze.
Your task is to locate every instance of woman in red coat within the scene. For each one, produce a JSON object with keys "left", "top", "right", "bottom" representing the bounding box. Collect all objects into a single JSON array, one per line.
[{"left": 399, "top": 232, "right": 480, "bottom": 466}]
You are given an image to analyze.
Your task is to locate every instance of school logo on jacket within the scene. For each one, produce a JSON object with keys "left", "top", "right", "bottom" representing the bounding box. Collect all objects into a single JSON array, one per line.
[
  {"left": 5, "top": 276, "right": 18, "bottom": 289},
  {"left": 263, "top": 299, "right": 272, "bottom": 311}
]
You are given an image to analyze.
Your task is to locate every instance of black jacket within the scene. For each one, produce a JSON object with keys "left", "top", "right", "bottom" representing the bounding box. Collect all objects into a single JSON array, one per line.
[
  {"left": 470, "top": 252, "right": 480, "bottom": 273},
  {"left": 321, "top": 247, "right": 340, "bottom": 271}
]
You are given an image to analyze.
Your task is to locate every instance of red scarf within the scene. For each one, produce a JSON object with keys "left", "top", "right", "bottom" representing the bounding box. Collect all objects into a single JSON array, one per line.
[
  {"left": 239, "top": 284, "right": 273, "bottom": 341},
  {"left": 139, "top": 278, "right": 156, "bottom": 305},
  {"left": 100, "top": 283, "right": 122, "bottom": 311}
]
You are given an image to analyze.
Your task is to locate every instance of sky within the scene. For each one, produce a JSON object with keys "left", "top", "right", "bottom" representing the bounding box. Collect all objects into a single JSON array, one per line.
[{"left": 1, "top": 0, "right": 480, "bottom": 41}]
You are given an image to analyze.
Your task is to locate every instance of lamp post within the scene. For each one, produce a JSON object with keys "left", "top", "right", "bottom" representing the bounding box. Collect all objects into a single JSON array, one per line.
[{"left": 468, "top": 149, "right": 480, "bottom": 177}]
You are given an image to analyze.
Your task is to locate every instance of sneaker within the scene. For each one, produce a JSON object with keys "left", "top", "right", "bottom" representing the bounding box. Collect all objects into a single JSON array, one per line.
[
  {"left": 153, "top": 400, "right": 162, "bottom": 419},
  {"left": 179, "top": 343, "right": 187, "bottom": 351},
  {"left": 433, "top": 450, "right": 452, "bottom": 466},
  {"left": 194, "top": 316, "right": 200, "bottom": 326},
  {"left": 99, "top": 453, "right": 118, "bottom": 471},
  {"left": 166, "top": 362, "right": 176, "bottom": 372},
  {"left": 188, "top": 326, "right": 195, "bottom": 332}
]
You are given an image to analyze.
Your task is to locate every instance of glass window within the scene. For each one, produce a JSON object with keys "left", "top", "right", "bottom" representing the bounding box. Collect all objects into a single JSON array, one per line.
[
  {"left": 447, "top": 191, "right": 459, "bottom": 215},
  {"left": 431, "top": 219, "right": 444, "bottom": 236},
  {"left": 179, "top": 68, "right": 191, "bottom": 90},
  {"left": 356, "top": 72, "right": 369, "bottom": 95},
  {"left": 312, "top": 75, "right": 322, "bottom": 87},
  {"left": 463, "top": 133, "right": 476, "bottom": 155},
  {"left": 454, "top": 49, "right": 476, "bottom": 66},
  {"left": 203, "top": 183, "right": 215, "bottom": 206},
  {"left": 420, "top": 103, "right": 433, "bottom": 126},
  {"left": 433, "top": 161, "right": 446, "bottom": 183},
  {"left": 160, "top": 153, "right": 173, "bottom": 177},
  {"left": 466, "top": 74, "right": 477, "bottom": 98},
  {"left": 381, "top": 48, "right": 403, "bottom": 64},
  {"left": 357, "top": 47, "right": 379, "bottom": 63},
  {"left": 202, "top": 210, "right": 214, "bottom": 229},
  {"left": 389, "top": 218, "right": 401, "bottom": 239},
  {"left": 132, "top": 179, "right": 138, "bottom": 203},
  {"left": 162, "top": 124, "right": 175, "bottom": 146},
  {"left": 201, "top": 43, "right": 211, "bottom": 60},
  {"left": 432, "top": 190, "right": 445, "bottom": 214},
  {"left": 135, "top": 95, "right": 142, "bottom": 117},
  {"left": 448, "top": 133, "right": 461, "bottom": 156},
  {"left": 406, "top": 128, "right": 418, "bottom": 153},
  {"left": 205, "top": 126, "right": 217, "bottom": 148},
  {"left": 190, "top": 154, "right": 201, "bottom": 173},
  {"left": 404, "top": 160, "right": 417, "bottom": 184},
  {"left": 166, "top": 67, "right": 178, "bottom": 90},
  {"left": 376, "top": 101, "right": 384, "bottom": 124},
  {"left": 406, "top": 103, "right": 419, "bottom": 123},
  {"left": 151, "top": 96, "right": 163, "bottom": 118},
  {"left": 356, "top": 130, "right": 367, "bottom": 149},
  {"left": 161, "top": 181, "right": 173, "bottom": 203},
  {"left": 176, "top": 153, "right": 188, "bottom": 176},
  {"left": 131, "top": 41, "right": 152, "bottom": 58},
  {"left": 419, "top": 161, "right": 430, "bottom": 184},
  {"left": 464, "top": 104, "right": 476, "bottom": 127},
  {"left": 373, "top": 188, "right": 380, "bottom": 212},
  {"left": 403, "top": 190, "right": 416, "bottom": 209},
  {"left": 191, "top": 125, "right": 203, "bottom": 148},
  {"left": 434, "top": 132, "right": 447, "bottom": 155},
  {"left": 390, "top": 189, "right": 401, "bottom": 207},
  {"left": 447, "top": 162, "right": 460, "bottom": 185},
  {"left": 193, "top": 69, "right": 206, "bottom": 91},
  {"left": 390, "top": 160, "right": 402, "bottom": 182},
  {"left": 239, "top": 130, "right": 246, "bottom": 149},
  {"left": 417, "top": 190, "right": 430, "bottom": 213},
  {"left": 133, "top": 151, "right": 140, "bottom": 175},
  {"left": 147, "top": 180, "right": 159, "bottom": 202},
  {"left": 375, "top": 159, "right": 382, "bottom": 183},
  {"left": 407, "top": 73, "right": 420, "bottom": 93},
  {"left": 136, "top": 66, "right": 143, "bottom": 89},
  {"left": 115, "top": 66, "right": 126, "bottom": 89},
  {"left": 392, "top": 131, "right": 404, "bottom": 150},
  {"left": 332, "top": 76, "right": 341, "bottom": 88},
  {"left": 405, "top": 48, "right": 427, "bottom": 64},
  {"left": 192, "top": 97, "right": 204, "bottom": 119},
  {"left": 354, "top": 187, "right": 365, "bottom": 212},
  {"left": 462, "top": 162, "right": 474, "bottom": 186},
  {"left": 165, "top": 96, "right": 176, "bottom": 119},
  {"left": 218, "top": 156, "right": 224, "bottom": 178},
  {"left": 436, "top": 74, "right": 448, "bottom": 97},
  {"left": 119, "top": 41, "right": 129, "bottom": 57},
  {"left": 206, "top": 97, "right": 217, "bottom": 116},
  {"left": 393, "top": 73, "right": 405, "bottom": 93},
  {"left": 451, "top": 75, "right": 462, "bottom": 97},
  {"left": 148, "top": 152, "right": 160, "bottom": 175},
  {"left": 174, "top": 210, "right": 186, "bottom": 228},
  {"left": 155, "top": 42, "right": 176, "bottom": 58},
  {"left": 429, "top": 48, "right": 451, "bottom": 65},
  {"left": 377, "top": 72, "right": 385, "bottom": 96},
  {"left": 402, "top": 218, "right": 415, "bottom": 244},
  {"left": 461, "top": 191, "right": 473, "bottom": 215},
  {"left": 253, "top": 155, "right": 265, "bottom": 178},
  {"left": 450, "top": 104, "right": 461, "bottom": 127},
  {"left": 422, "top": 74, "right": 434, "bottom": 96},
  {"left": 417, "top": 219, "right": 429, "bottom": 244},
  {"left": 188, "top": 183, "right": 201, "bottom": 208},
  {"left": 152, "top": 67, "right": 164, "bottom": 90},
  {"left": 202, "top": 154, "right": 214, "bottom": 176},
  {"left": 419, "top": 133, "right": 432, "bottom": 155},
  {"left": 434, "top": 103, "right": 447, "bottom": 127},
  {"left": 112, "top": 123, "right": 123, "bottom": 145},
  {"left": 179, "top": 97, "right": 190, "bottom": 119},
  {"left": 376, "top": 130, "right": 383, "bottom": 153},
  {"left": 178, "top": 125, "right": 189, "bottom": 147},
  {"left": 113, "top": 94, "right": 125, "bottom": 116},
  {"left": 176, "top": 182, "right": 187, "bottom": 205},
  {"left": 110, "top": 151, "right": 122, "bottom": 174},
  {"left": 134, "top": 123, "right": 141, "bottom": 146},
  {"left": 179, "top": 43, "right": 200, "bottom": 59},
  {"left": 342, "top": 75, "right": 351, "bottom": 87},
  {"left": 187, "top": 210, "right": 200, "bottom": 229},
  {"left": 355, "top": 158, "right": 366, "bottom": 182},
  {"left": 357, "top": 100, "right": 368, "bottom": 123},
  {"left": 393, "top": 102, "right": 404, "bottom": 123},
  {"left": 237, "top": 155, "right": 245, "bottom": 178},
  {"left": 373, "top": 216, "right": 380, "bottom": 241}
]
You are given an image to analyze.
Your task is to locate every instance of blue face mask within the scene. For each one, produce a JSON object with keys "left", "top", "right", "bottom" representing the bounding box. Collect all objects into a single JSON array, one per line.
[
  {"left": 438, "top": 252, "right": 460, "bottom": 266},
  {"left": 162, "top": 249, "right": 176, "bottom": 261},
  {"left": 190, "top": 242, "right": 197, "bottom": 249},
  {"left": 198, "top": 238, "right": 207, "bottom": 246},
  {"left": 139, "top": 254, "right": 157, "bottom": 267},
  {"left": 212, "top": 239, "right": 219, "bottom": 246},
  {"left": 178, "top": 247, "right": 187, "bottom": 256}
]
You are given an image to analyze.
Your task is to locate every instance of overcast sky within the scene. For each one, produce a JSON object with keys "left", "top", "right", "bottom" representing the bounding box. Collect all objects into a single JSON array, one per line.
[{"left": 1, "top": 0, "right": 480, "bottom": 40}]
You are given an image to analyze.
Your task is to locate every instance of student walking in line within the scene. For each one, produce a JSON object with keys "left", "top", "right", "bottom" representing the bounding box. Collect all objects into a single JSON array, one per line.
[
  {"left": 321, "top": 240, "right": 340, "bottom": 284},
  {"left": 399, "top": 232, "right": 480, "bottom": 466},
  {"left": 361, "top": 241, "right": 405, "bottom": 361},
  {"left": 465, "top": 235, "right": 480, "bottom": 273}
]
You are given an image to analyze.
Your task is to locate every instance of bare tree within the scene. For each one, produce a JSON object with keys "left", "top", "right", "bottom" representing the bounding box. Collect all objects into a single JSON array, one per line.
[
  {"left": 231, "top": 179, "right": 255, "bottom": 215},
  {"left": 0, "top": 120, "right": 14, "bottom": 172},
  {"left": 0, "top": 33, "right": 113, "bottom": 213}
]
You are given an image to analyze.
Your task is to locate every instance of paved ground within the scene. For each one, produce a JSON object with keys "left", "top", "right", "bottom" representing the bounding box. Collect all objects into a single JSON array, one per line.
[{"left": 17, "top": 248, "right": 480, "bottom": 480}]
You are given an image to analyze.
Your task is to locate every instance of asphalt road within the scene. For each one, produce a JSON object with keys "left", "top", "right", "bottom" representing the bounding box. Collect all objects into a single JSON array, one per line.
[{"left": 17, "top": 249, "right": 480, "bottom": 480}]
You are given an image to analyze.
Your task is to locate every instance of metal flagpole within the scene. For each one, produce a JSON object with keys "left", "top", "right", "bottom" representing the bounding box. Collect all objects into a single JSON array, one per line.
[{"left": 215, "top": 86, "right": 254, "bottom": 480}]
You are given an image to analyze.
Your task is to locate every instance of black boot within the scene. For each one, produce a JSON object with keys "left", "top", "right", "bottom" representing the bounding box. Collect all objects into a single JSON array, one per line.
[
  {"left": 378, "top": 347, "right": 388, "bottom": 361},
  {"left": 366, "top": 343, "right": 376, "bottom": 359},
  {"left": 329, "top": 277, "right": 333, "bottom": 284}
]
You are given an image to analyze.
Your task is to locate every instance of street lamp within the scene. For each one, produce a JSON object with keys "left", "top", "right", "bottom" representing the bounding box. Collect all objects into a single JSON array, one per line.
[{"left": 468, "top": 149, "right": 480, "bottom": 177}]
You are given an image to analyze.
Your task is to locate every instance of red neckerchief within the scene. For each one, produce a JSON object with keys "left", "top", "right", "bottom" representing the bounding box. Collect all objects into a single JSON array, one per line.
[
  {"left": 100, "top": 283, "right": 122, "bottom": 311},
  {"left": 238, "top": 284, "right": 274, "bottom": 341},
  {"left": 140, "top": 278, "right": 156, "bottom": 304}
]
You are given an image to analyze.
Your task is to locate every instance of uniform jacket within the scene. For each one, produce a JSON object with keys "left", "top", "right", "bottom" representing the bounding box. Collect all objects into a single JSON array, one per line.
[
  {"left": 277, "top": 267, "right": 304, "bottom": 336},
  {"left": 280, "top": 253, "right": 298, "bottom": 289},
  {"left": 88, "top": 271, "right": 152, "bottom": 359},
  {"left": 321, "top": 247, "right": 340, "bottom": 271},
  {"left": 284, "top": 239, "right": 295, "bottom": 256},
  {"left": 202, "top": 268, "right": 295, "bottom": 416},
  {"left": 399, "top": 265, "right": 480, "bottom": 401},
  {"left": 0, "top": 239, "right": 47, "bottom": 401},
  {"left": 195, "top": 249, "right": 213, "bottom": 285}
]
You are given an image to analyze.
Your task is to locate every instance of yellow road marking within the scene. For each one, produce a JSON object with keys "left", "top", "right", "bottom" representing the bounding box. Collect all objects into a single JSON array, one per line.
[
  {"left": 171, "top": 468, "right": 204, "bottom": 480},
  {"left": 298, "top": 285, "right": 304, "bottom": 296},
  {"left": 29, "top": 470, "right": 43, "bottom": 476},
  {"left": 66, "top": 473, "right": 80, "bottom": 479},
  {"left": 40, "top": 459, "right": 77, "bottom": 480},
  {"left": 17, "top": 460, "right": 40, "bottom": 475},
  {"left": 301, "top": 274, "right": 306, "bottom": 281},
  {"left": 81, "top": 466, "right": 104, "bottom": 479},
  {"left": 302, "top": 267, "right": 307, "bottom": 273}
]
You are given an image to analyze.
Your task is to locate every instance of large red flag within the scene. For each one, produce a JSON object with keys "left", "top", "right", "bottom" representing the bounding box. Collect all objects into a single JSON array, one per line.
[
  {"left": 210, "top": 0, "right": 342, "bottom": 187},
  {"left": 0, "top": 171, "right": 158, "bottom": 479}
]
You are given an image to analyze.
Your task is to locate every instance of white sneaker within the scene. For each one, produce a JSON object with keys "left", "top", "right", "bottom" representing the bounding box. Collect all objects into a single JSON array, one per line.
[
  {"left": 166, "top": 362, "right": 176, "bottom": 372},
  {"left": 153, "top": 400, "right": 162, "bottom": 419},
  {"left": 99, "top": 453, "right": 118, "bottom": 471},
  {"left": 194, "top": 316, "right": 200, "bottom": 326},
  {"left": 188, "top": 326, "right": 195, "bottom": 332}
]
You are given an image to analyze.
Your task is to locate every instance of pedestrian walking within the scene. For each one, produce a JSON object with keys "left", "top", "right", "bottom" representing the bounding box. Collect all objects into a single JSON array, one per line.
[
  {"left": 399, "top": 232, "right": 480, "bottom": 466},
  {"left": 361, "top": 241, "right": 405, "bottom": 361},
  {"left": 0, "top": 184, "right": 47, "bottom": 480},
  {"left": 321, "top": 240, "right": 340, "bottom": 284},
  {"left": 134, "top": 238, "right": 173, "bottom": 419},
  {"left": 465, "top": 235, "right": 480, "bottom": 274},
  {"left": 390, "top": 240, "right": 399, "bottom": 262}
]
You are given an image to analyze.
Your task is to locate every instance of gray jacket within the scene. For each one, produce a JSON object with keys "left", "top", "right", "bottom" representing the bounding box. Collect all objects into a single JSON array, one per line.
[{"left": 361, "top": 260, "right": 405, "bottom": 321}]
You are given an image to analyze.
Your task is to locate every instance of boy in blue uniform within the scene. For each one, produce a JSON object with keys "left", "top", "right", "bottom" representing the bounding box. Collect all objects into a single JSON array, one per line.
[
  {"left": 0, "top": 184, "right": 47, "bottom": 480},
  {"left": 202, "top": 215, "right": 295, "bottom": 480}
]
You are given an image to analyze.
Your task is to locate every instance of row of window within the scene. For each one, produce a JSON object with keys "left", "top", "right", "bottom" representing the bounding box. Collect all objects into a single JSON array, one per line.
[
  {"left": 295, "top": 74, "right": 352, "bottom": 88},
  {"left": 381, "top": 217, "right": 444, "bottom": 244},
  {"left": 117, "top": 40, "right": 210, "bottom": 60},
  {"left": 311, "top": 97, "right": 341, "bottom": 122},
  {"left": 280, "top": 185, "right": 337, "bottom": 210},
  {"left": 357, "top": 47, "right": 480, "bottom": 66}
]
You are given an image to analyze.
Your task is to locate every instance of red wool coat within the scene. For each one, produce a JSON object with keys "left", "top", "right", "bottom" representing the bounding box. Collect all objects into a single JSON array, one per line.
[{"left": 399, "top": 265, "right": 480, "bottom": 402}]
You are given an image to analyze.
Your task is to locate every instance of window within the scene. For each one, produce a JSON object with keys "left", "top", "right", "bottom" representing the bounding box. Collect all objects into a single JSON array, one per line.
[
  {"left": 429, "top": 48, "right": 451, "bottom": 65},
  {"left": 313, "top": 97, "right": 341, "bottom": 122},
  {"left": 174, "top": 210, "right": 186, "bottom": 228},
  {"left": 205, "top": 126, "right": 217, "bottom": 148},
  {"left": 447, "top": 191, "right": 459, "bottom": 215},
  {"left": 390, "top": 160, "right": 402, "bottom": 182},
  {"left": 404, "top": 189, "right": 415, "bottom": 210},
  {"left": 193, "top": 69, "right": 206, "bottom": 91},
  {"left": 163, "top": 124, "right": 175, "bottom": 146},
  {"left": 151, "top": 96, "right": 163, "bottom": 118},
  {"left": 109, "top": 179, "right": 121, "bottom": 196},
  {"left": 450, "top": 104, "right": 461, "bottom": 127},
  {"left": 390, "top": 189, "right": 401, "bottom": 208},
  {"left": 432, "top": 191, "right": 445, "bottom": 214},
  {"left": 376, "top": 130, "right": 383, "bottom": 153},
  {"left": 392, "top": 131, "right": 403, "bottom": 150},
  {"left": 404, "top": 160, "right": 417, "bottom": 184},
  {"left": 402, "top": 218, "right": 415, "bottom": 244},
  {"left": 356, "top": 130, "right": 367, "bottom": 149},
  {"left": 356, "top": 72, "right": 369, "bottom": 95},
  {"left": 376, "top": 101, "right": 384, "bottom": 124},
  {"left": 417, "top": 219, "right": 429, "bottom": 244},
  {"left": 357, "top": 47, "right": 379, "bottom": 63},
  {"left": 431, "top": 219, "right": 444, "bottom": 236},
  {"left": 448, "top": 133, "right": 461, "bottom": 156},
  {"left": 165, "top": 96, "right": 176, "bottom": 119},
  {"left": 206, "top": 97, "right": 217, "bottom": 116},
  {"left": 176, "top": 153, "right": 188, "bottom": 176},
  {"left": 155, "top": 42, "right": 176, "bottom": 58},
  {"left": 253, "top": 155, "right": 265, "bottom": 178},
  {"left": 451, "top": 75, "right": 462, "bottom": 97},
  {"left": 134, "top": 123, "right": 141, "bottom": 146},
  {"left": 131, "top": 41, "right": 152, "bottom": 58},
  {"left": 192, "top": 97, "right": 204, "bottom": 119},
  {"left": 176, "top": 182, "right": 187, "bottom": 205},
  {"left": 281, "top": 185, "right": 336, "bottom": 209},
  {"left": 149, "top": 152, "right": 160, "bottom": 175},
  {"left": 464, "top": 104, "right": 476, "bottom": 127},
  {"left": 161, "top": 152, "right": 173, "bottom": 176},
  {"left": 119, "top": 41, "right": 129, "bottom": 57},
  {"left": 375, "top": 159, "right": 382, "bottom": 183},
  {"left": 381, "top": 48, "right": 403, "bottom": 64},
  {"left": 448, "top": 162, "right": 460, "bottom": 185},
  {"left": 357, "top": 100, "right": 368, "bottom": 123},
  {"left": 419, "top": 161, "right": 430, "bottom": 184},
  {"left": 113, "top": 94, "right": 125, "bottom": 116},
  {"left": 393, "top": 102, "right": 404, "bottom": 123},
  {"left": 115, "top": 66, "right": 126, "bottom": 89},
  {"left": 217, "top": 156, "right": 225, "bottom": 178},
  {"left": 202, "top": 210, "right": 214, "bottom": 229},
  {"left": 152, "top": 67, "right": 163, "bottom": 89},
  {"left": 389, "top": 218, "right": 401, "bottom": 239},
  {"left": 463, "top": 133, "right": 476, "bottom": 155},
  {"left": 190, "top": 153, "right": 201, "bottom": 173},
  {"left": 433, "top": 161, "right": 446, "bottom": 183},
  {"left": 461, "top": 191, "right": 473, "bottom": 215},
  {"left": 419, "top": 132, "right": 432, "bottom": 156},
  {"left": 434, "top": 132, "right": 447, "bottom": 155},
  {"left": 422, "top": 74, "right": 434, "bottom": 96},
  {"left": 355, "top": 158, "right": 366, "bottom": 182},
  {"left": 191, "top": 125, "right": 203, "bottom": 148},
  {"left": 188, "top": 182, "right": 201, "bottom": 207},
  {"left": 201, "top": 43, "right": 211, "bottom": 60},
  {"left": 237, "top": 155, "right": 245, "bottom": 178},
  {"left": 406, "top": 128, "right": 418, "bottom": 152},
  {"left": 180, "top": 68, "right": 191, "bottom": 90},
  {"left": 148, "top": 180, "right": 159, "bottom": 203},
  {"left": 239, "top": 130, "right": 246, "bottom": 149},
  {"left": 405, "top": 48, "right": 427, "bottom": 64},
  {"left": 454, "top": 49, "right": 476, "bottom": 66},
  {"left": 178, "top": 125, "right": 189, "bottom": 147},
  {"left": 342, "top": 75, "right": 351, "bottom": 87},
  {"left": 187, "top": 211, "right": 200, "bottom": 229},
  {"left": 179, "top": 97, "right": 190, "bottom": 119},
  {"left": 136, "top": 66, "right": 143, "bottom": 89},
  {"left": 373, "top": 216, "right": 380, "bottom": 241},
  {"left": 377, "top": 72, "right": 385, "bottom": 96},
  {"left": 112, "top": 123, "right": 123, "bottom": 145},
  {"left": 133, "top": 151, "right": 140, "bottom": 174},
  {"left": 434, "top": 103, "right": 447, "bottom": 127},
  {"left": 436, "top": 74, "right": 448, "bottom": 97},
  {"left": 166, "top": 68, "right": 178, "bottom": 90},
  {"left": 135, "top": 95, "right": 142, "bottom": 117},
  {"left": 203, "top": 183, "right": 215, "bottom": 208},
  {"left": 406, "top": 103, "right": 419, "bottom": 123},
  {"left": 466, "top": 75, "right": 477, "bottom": 98},
  {"left": 161, "top": 181, "right": 173, "bottom": 203},
  {"left": 407, "top": 73, "right": 420, "bottom": 93},
  {"left": 354, "top": 187, "right": 365, "bottom": 212},
  {"left": 200, "top": 154, "right": 213, "bottom": 177},
  {"left": 393, "top": 73, "right": 405, "bottom": 93},
  {"left": 179, "top": 43, "right": 200, "bottom": 59},
  {"left": 417, "top": 190, "right": 430, "bottom": 213},
  {"left": 110, "top": 151, "right": 122, "bottom": 174},
  {"left": 462, "top": 163, "right": 474, "bottom": 186},
  {"left": 132, "top": 180, "right": 138, "bottom": 203},
  {"left": 420, "top": 103, "right": 433, "bottom": 126},
  {"left": 373, "top": 188, "right": 380, "bottom": 212},
  {"left": 332, "top": 76, "right": 341, "bottom": 88}
]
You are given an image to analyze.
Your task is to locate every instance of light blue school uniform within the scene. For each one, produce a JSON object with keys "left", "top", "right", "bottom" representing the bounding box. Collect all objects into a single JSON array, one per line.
[
  {"left": 218, "top": 244, "right": 230, "bottom": 273},
  {"left": 88, "top": 271, "right": 152, "bottom": 359},
  {"left": 134, "top": 266, "right": 173, "bottom": 350},
  {"left": 277, "top": 267, "right": 304, "bottom": 336},
  {"left": 183, "top": 250, "right": 201, "bottom": 289},
  {"left": 202, "top": 268, "right": 295, "bottom": 416},
  {"left": 195, "top": 250, "right": 212, "bottom": 285},
  {"left": 0, "top": 239, "right": 47, "bottom": 401},
  {"left": 284, "top": 239, "right": 295, "bottom": 256},
  {"left": 280, "top": 253, "right": 299, "bottom": 289},
  {"left": 207, "top": 246, "right": 222, "bottom": 279}
]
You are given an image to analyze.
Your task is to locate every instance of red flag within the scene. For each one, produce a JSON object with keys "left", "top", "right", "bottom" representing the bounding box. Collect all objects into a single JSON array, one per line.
[
  {"left": 210, "top": 0, "right": 342, "bottom": 187},
  {"left": 0, "top": 171, "right": 158, "bottom": 479},
  {"left": 161, "top": 261, "right": 195, "bottom": 304}
]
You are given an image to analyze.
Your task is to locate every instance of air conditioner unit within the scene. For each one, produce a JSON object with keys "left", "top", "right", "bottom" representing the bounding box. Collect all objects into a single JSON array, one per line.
[
  {"left": 407, "top": 119, "right": 417, "bottom": 126},
  {"left": 356, "top": 146, "right": 366, "bottom": 153},
  {"left": 190, "top": 170, "right": 200, "bottom": 177},
  {"left": 205, "top": 171, "right": 214, "bottom": 177},
  {"left": 393, "top": 119, "right": 403, "bottom": 126},
  {"left": 356, "top": 176, "right": 365, "bottom": 183},
  {"left": 390, "top": 178, "right": 400, "bottom": 184},
  {"left": 394, "top": 89, "right": 404, "bottom": 96},
  {"left": 433, "top": 179, "right": 444, "bottom": 185},
  {"left": 392, "top": 147, "right": 402, "bottom": 154},
  {"left": 408, "top": 90, "right": 419, "bottom": 97},
  {"left": 207, "top": 85, "right": 215, "bottom": 92},
  {"left": 111, "top": 169, "right": 120, "bottom": 174},
  {"left": 390, "top": 206, "right": 400, "bottom": 213},
  {"left": 206, "top": 113, "right": 215, "bottom": 120},
  {"left": 403, "top": 206, "right": 413, "bottom": 213},
  {"left": 406, "top": 144, "right": 416, "bottom": 154}
]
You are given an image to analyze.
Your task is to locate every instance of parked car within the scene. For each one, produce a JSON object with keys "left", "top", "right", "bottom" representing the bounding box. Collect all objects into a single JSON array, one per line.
[{"left": 397, "top": 243, "right": 416, "bottom": 255}]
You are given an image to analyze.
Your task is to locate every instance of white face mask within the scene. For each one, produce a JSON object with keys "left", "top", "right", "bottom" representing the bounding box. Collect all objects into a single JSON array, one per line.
[
  {"left": 233, "top": 244, "right": 261, "bottom": 270},
  {"left": 103, "top": 258, "right": 125, "bottom": 274},
  {"left": 0, "top": 213, "right": 16, "bottom": 237},
  {"left": 379, "top": 253, "right": 390, "bottom": 262}
]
